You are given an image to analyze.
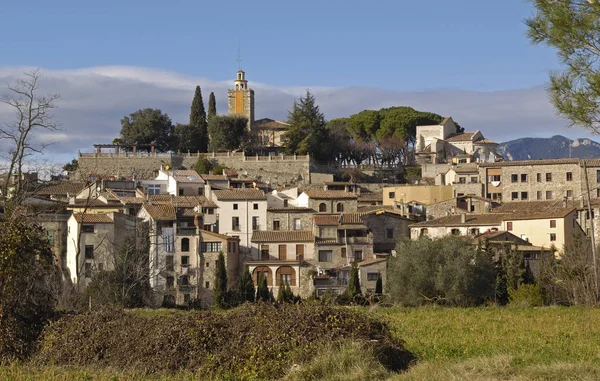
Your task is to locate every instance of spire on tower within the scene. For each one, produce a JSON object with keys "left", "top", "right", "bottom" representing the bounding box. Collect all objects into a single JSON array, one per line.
[{"left": 236, "top": 37, "right": 242, "bottom": 71}]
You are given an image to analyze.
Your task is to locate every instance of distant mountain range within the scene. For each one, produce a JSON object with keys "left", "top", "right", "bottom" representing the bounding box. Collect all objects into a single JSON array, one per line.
[{"left": 497, "top": 135, "right": 600, "bottom": 161}]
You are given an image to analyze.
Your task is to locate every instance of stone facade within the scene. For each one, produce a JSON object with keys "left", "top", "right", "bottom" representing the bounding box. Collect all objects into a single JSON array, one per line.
[
  {"left": 361, "top": 213, "right": 411, "bottom": 253},
  {"left": 426, "top": 196, "right": 496, "bottom": 220},
  {"left": 267, "top": 209, "right": 314, "bottom": 231}
]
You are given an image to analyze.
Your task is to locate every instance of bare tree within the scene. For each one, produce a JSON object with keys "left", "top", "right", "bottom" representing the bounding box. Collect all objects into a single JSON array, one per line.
[{"left": 0, "top": 70, "right": 59, "bottom": 204}]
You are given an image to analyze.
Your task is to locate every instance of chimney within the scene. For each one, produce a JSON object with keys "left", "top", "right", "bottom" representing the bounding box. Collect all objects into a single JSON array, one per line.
[{"left": 461, "top": 213, "right": 466, "bottom": 224}]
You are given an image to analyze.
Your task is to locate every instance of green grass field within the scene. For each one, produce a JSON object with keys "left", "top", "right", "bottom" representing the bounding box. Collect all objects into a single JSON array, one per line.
[{"left": 2, "top": 306, "right": 599, "bottom": 380}]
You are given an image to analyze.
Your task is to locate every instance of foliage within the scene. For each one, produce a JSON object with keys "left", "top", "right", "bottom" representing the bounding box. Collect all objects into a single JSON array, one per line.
[
  {"left": 277, "top": 282, "right": 298, "bottom": 304},
  {"left": 213, "top": 252, "right": 228, "bottom": 309},
  {"left": 238, "top": 264, "right": 255, "bottom": 303},
  {"left": 173, "top": 123, "right": 197, "bottom": 153},
  {"left": 256, "top": 274, "right": 270, "bottom": 302},
  {"left": 118, "top": 108, "right": 174, "bottom": 152},
  {"left": 0, "top": 221, "right": 56, "bottom": 361},
  {"left": 189, "top": 85, "right": 209, "bottom": 153},
  {"left": 282, "top": 90, "right": 334, "bottom": 161},
  {"left": 34, "top": 303, "right": 413, "bottom": 379},
  {"left": 81, "top": 237, "right": 152, "bottom": 309},
  {"left": 375, "top": 274, "right": 383, "bottom": 295},
  {"left": 208, "top": 92, "right": 217, "bottom": 121},
  {"left": 347, "top": 262, "right": 362, "bottom": 297},
  {"left": 62, "top": 158, "right": 78, "bottom": 173},
  {"left": 388, "top": 236, "right": 496, "bottom": 306},
  {"left": 207, "top": 115, "right": 248, "bottom": 152},
  {"left": 194, "top": 156, "right": 214, "bottom": 174},
  {"left": 526, "top": 0, "right": 600, "bottom": 134},
  {"left": 508, "top": 284, "right": 545, "bottom": 307}
]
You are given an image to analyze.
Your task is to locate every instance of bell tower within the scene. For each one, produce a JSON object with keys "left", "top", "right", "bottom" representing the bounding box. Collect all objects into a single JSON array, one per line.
[{"left": 227, "top": 70, "right": 255, "bottom": 129}]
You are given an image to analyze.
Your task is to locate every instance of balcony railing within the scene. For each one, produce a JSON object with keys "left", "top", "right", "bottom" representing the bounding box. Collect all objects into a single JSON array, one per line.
[{"left": 177, "top": 227, "right": 197, "bottom": 236}]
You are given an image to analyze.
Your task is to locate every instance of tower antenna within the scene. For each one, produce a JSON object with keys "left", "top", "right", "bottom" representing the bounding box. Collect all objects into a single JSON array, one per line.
[{"left": 237, "top": 36, "right": 242, "bottom": 71}]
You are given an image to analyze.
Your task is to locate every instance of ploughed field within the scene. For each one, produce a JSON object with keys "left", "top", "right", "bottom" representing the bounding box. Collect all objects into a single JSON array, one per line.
[{"left": 2, "top": 305, "right": 599, "bottom": 380}]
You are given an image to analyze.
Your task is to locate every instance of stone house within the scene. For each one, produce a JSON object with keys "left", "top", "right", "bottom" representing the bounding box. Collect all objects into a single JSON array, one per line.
[
  {"left": 357, "top": 258, "right": 387, "bottom": 294},
  {"left": 66, "top": 212, "right": 137, "bottom": 286},
  {"left": 154, "top": 168, "right": 205, "bottom": 197},
  {"left": 267, "top": 207, "right": 315, "bottom": 231},
  {"left": 382, "top": 185, "right": 453, "bottom": 207},
  {"left": 410, "top": 213, "right": 506, "bottom": 240},
  {"left": 426, "top": 195, "right": 498, "bottom": 220},
  {"left": 297, "top": 190, "right": 358, "bottom": 214}
]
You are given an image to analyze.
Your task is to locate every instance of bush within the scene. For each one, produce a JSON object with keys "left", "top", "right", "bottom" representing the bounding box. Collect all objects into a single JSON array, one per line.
[
  {"left": 34, "top": 303, "right": 414, "bottom": 379},
  {"left": 508, "top": 284, "right": 545, "bottom": 307},
  {"left": 388, "top": 236, "right": 496, "bottom": 306}
]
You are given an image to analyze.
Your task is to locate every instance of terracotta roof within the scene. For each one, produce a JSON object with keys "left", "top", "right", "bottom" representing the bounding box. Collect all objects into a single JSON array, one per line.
[
  {"left": 172, "top": 170, "right": 204, "bottom": 184},
  {"left": 411, "top": 214, "right": 507, "bottom": 228},
  {"left": 142, "top": 203, "right": 176, "bottom": 221},
  {"left": 119, "top": 197, "right": 146, "bottom": 205},
  {"left": 267, "top": 207, "right": 315, "bottom": 213},
  {"left": 505, "top": 208, "right": 575, "bottom": 220},
  {"left": 304, "top": 190, "right": 358, "bottom": 199},
  {"left": 445, "top": 132, "right": 475, "bottom": 142},
  {"left": 73, "top": 213, "right": 114, "bottom": 224},
  {"left": 36, "top": 182, "right": 88, "bottom": 196},
  {"left": 213, "top": 189, "right": 266, "bottom": 200},
  {"left": 357, "top": 191, "right": 383, "bottom": 202},
  {"left": 491, "top": 201, "right": 575, "bottom": 219},
  {"left": 251, "top": 230, "right": 314, "bottom": 243},
  {"left": 252, "top": 118, "right": 290, "bottom": 130},
  {"left": 314, "top": 214, "right": 341, "bottom": 226},
  {"left": 200, "top": 230, "right": 239, "bottom": 241},
  {"left": 201, "top": 174, "right": 228, "bottom": 181},
  {"left": 339, "top": 212, "right": 372, "bottom": 224},
  {"left": 315, "top": 238, "right": 340, "bottom": 245},
  {"left": 358, "top": 258, "right": 387, "bottom": 266},
  {"left": 454, "top": 164, "right": 479, "bottom": 174}
]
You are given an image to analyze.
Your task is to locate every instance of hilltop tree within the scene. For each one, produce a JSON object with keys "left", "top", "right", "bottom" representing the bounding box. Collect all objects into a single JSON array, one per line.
[
  {"left": 208, "top": 92, "right": 217, "bottom": 121},
  {"left": 190, "top": 86, "right": 209, "bottom": 152},
  {"left": 282, "top": 90, "right": 333, "bottom": 161},
  {"left": 118, "top": 108, "right": 174, "bottom": 152},
  {"left": 526, "top": 0, "right": 600, "bottom": 134},
  {"left": 208, "top": 115, "right": 248, "bottom": 152},
  {"left": 238, "top": 264, "right": 255, "bottom": 303},
  {"left": 213, "top": 252, "right": 228, "bottom": 309}
]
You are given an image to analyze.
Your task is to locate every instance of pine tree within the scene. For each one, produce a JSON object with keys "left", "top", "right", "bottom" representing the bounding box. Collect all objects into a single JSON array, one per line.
[
  {"left": 238, "top": 264, "right": 255, "bottom": 303},
  {"left": 375, "top": 274, "right": 383, "bottom": 295},
  {"left": 282, "top": 90, "right": 333, "bottom": 161},
  {"left": 213, "top": 252, "right": 228, "bottom": 309},
  {"left": 208, "top": 92, "right": 217, "bottom": 121},
  {"left": 190, "top": 86, "right": 209, "bottom": 152}
]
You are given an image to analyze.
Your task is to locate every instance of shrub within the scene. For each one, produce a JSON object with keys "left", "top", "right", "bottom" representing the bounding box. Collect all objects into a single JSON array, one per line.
[
  {"left": 508, "top": 284, "right": 545, "bottom": 307},
  {"left": 34, "top": 303, "right": 414, "bottom": 379}
]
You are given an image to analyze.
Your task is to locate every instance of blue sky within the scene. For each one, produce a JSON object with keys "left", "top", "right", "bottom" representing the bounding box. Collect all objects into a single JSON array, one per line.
[
  {"left": 0, "top": 0, "right": 591, "bottom": 166},
  {"left": 2, "top": 0, "right": 557, "bottom": 91}
]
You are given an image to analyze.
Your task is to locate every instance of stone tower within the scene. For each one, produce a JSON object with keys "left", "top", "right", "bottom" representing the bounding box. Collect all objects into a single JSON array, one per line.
[{"left": 227, "top": 70, "right": 254, "bottom": 129}]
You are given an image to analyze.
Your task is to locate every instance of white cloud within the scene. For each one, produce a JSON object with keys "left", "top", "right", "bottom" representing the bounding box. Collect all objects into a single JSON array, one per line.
[{"left": 0, "top": 65, "right": 593, "bottom": 165}]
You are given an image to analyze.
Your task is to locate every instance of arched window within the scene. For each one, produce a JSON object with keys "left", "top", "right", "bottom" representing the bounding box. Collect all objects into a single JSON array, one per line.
[
  {"left": 181, "top": 238, "right": 190, "bottom": 252},
  {"left": 420, "top": 228, "right": 429, "bottom": 237},
  {"left": 451, "top": 228, "right": 461, "bottom": 235},
  {"left": 253, "top": 266, "right": 273, "bottom": 286},
  {"left": 276, "top": 266, "right": 296, "bottom": 287},
  {"left": 319, "top": 203, "right": 327, "bottom": 212},
  {"left": 336, "top": 203, "right": 344, "bottom": 212}
]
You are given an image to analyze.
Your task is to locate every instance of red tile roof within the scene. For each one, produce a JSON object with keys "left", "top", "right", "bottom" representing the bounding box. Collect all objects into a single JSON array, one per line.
[
  {"left": 304, "top": 190, "right": 358, "bottom": 199},
  {"left": 251, "top": 230, "right": 314, "bottom": 243},
  {"left": 73, "top": 213, "right": 114, "bottom": 224},
  {"left": 213, "top": 189, "right": 266, "bottom": 200}
]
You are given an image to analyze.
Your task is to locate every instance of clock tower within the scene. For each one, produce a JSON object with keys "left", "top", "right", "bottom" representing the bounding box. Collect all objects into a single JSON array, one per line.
[{"left": 227, "top": 70, "right": 255, "bottom": 129}]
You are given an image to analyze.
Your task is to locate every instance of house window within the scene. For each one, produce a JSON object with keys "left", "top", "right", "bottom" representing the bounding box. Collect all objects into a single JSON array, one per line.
[
  {"left": 232, "top": 217, "right": 240, "bottom": 231},
  {"left": 260, "top": 245, "right": 269, "bottom": 260},
  {"left": 546, "top": 191, "right": 553, "bottom": 200},
  {"left": 147, "top": 184, "right": 161, "bottom": 195},
  {"left": 280, "top": 274, "right": 291, "bottom": 285},
  {"left": 550, "top": 220, "right": 556, "bottom": 228},
  {"left": 82, "top": 225, "right": 94, "bottom": 233},
  {"left": 184, "top": 294, "right": 191, "bottom": 303},
  {"left": 567, "top": 190, "right": 573, "bottom": 198},
  {"left": 471, "top": 177, "right": 478, "bottom": 183},
  {"left": 253, "top": 203, "right": 259, "bottom": 210},
  {"left": 597, "top": 169, "right": 600, "bottom": 182},
  {"left": 205, "top": 281, "right": 210, "bottom": 288},
  {"left": 206, "top": 261, "right": 210, "bottom": 268},
  {"left": 181, "top": 238, "right": 190, "bottom": 252},
  {"left": 166, "top": 256, "right": 174, "bottom": 271},
  {"left": 567, "top": 172, "right": 573, "bottom": 181},
  {"left": 203, "top": 224, "right": 212, "bottom": 232},
  {"left": 341, "top": 247, "right": 346, "bottom": 258},
  {"left": 336, "top": 203, "right": 344, "bottom": 212},
  {"left": 354, "top": 250, "right": 363, "bottom": 261},
  {"left": 521, "top": 192, "right": 528, "bottom": 200},
  {"left": 521, "top": 174, "right": 528, "bottom": 182},
  {"left": 207, "top": 208, "right": 214, "bottom": 215},
  {"left": 511, "top": 174, "right": 518, "bottom": 183},
  {"left": 201, "top": 242, "right": 222, "bottom": 252},
  {"left": 507, "top": 222, "right": 513, "bottom": 231},
  {"left": 198, "top": 187, "right": 203, "bottom": 195},
  {"left": 389, "top": 192, "right": 395, "bottom": 199},
  {"left": 420, "top": 228, "right": 429, "bottom": 237},
  {"left": 546, "top": 173, "right": 552, "bottom": 182},
  {"left": 491, "top": 175, "right": 501, "bottom": 182},
  {"left": 511, "top": 192, "right": 519, "bottom": 200},
  {"left": 536, "top": 173, "right": 541, "bottom": 182},
  {"left": 386, "top": 228, "right": 394, "bottom": 239},
  {"left": 294, "top": 218, "right": 302, "bottom": 230},
  {"left": 367, "top": 273, "right": 379, "bottom": 281},
  {"left": 273, "top": 219, "right": 280, "bottom": 231},
  {"left": 84, "top": 263, "right": 92, "bottom": 278},
  {"left": 459, "top": 177, "right": 466, "bottom": 184},
  {"left": 550, "top": 233, "right": 557, "bottom": 241},
  {"left": 181, "top": 255, "right": 190, "bottom": 266},
  {"left": 166, "top": 276, "right": 174, "bottom": 289},
  {"left": 318, "top": 250, "right": 333, "bottom": 262},
  {"left": 178, "top": 189, "right": 184, "bottom": 196},
  {"left": 233, "top": 203, "right": 238, "bottom": 210},
  {"left": 451, "top": 228, "right": 461, "bottom": 235},
  {"left": 252, "top": 216, "right": 260, "bottom": 230},
  {"left": 319, "top": 203, "right": 326, "bottom": 212},
  {"left": 537, "top": 191, "right": 542, "bottom": 200},
  {"left": 180, "top": 275, "right": 189, "bottom": 286},
  {"left": 46, "top": 230, "right": 56, "bottom": 247},
  {"left": 283, "top": 200, "right": 288, "bottom": 208},
  {"left": 84, "top": 245, "right": 94, "bottom": 259}
]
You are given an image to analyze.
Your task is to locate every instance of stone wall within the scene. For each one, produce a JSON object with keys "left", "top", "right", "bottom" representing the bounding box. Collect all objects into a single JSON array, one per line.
[{"left": 267, "top": 210, "right": 314, "bottom": 231}]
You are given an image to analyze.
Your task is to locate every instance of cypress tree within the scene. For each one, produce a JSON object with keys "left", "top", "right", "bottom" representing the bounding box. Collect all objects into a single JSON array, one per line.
[
  {"left": 346, "top": 262, "right": 362, "bottom": 297},
  {"left": 213, "top": 252, "right": 228, "bottom": 309},
  {"left": 256, "top": 274, "right": 270, "bottom": 301},
  {"left": 190, "top": 86, "right": 209, "bottom": 152},
  {"left": 285, "top": 282, "right": 294, "bottom": 303},
  {"left": 375, "top": 274, "right": 383, "bottom": 295},
  {"left": 238, "top": 264, "right": 255, "bottom": 303},
  {"left": 208, "top": 92, "right": 217, "bottom": 121},
  {"left": 277, "top": 284, "right": 285, "bottom": 303},
  {"left": 522, "top": 259, "right": 536, "bottom": 285}
]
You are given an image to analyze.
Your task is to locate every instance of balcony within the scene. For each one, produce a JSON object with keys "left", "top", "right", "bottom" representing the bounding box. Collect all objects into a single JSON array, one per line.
[
  {"left": 346, "top": 236, "right": 371, "bottom": 245},
  {"left": 177, "top": 227, "right": 197, "bottom": 236}
]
